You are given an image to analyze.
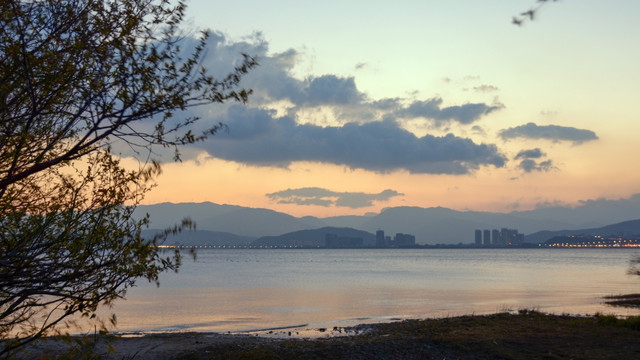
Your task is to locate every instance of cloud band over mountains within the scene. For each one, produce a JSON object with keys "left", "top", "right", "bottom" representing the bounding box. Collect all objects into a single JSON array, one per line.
[{"left": 267, "top": 187, "right": 403, "bottom": 208}]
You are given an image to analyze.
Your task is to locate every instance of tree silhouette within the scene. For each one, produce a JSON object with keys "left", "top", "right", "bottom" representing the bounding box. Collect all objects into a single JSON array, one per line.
[{"left": 0, "top": 0, "right": 256, "bottom": 356}]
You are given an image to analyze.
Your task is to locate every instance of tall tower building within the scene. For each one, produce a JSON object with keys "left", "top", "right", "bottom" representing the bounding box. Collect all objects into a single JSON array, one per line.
[
  {"left": 475, "top": 229, "right": 482, "bottom": 246},
  {"left": 483, "top": 229, "right": 491, "bottom": 246},
  {"left": 376, "top": 230, "right": 386, "bottom": 248},
  {"left": 492, "top": 229, "right": 500, "bottom": 246}
]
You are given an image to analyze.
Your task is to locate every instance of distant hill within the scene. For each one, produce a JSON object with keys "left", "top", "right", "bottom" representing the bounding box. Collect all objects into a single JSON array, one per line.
[
  {"left": 134, "top": 195, "right": 640, "bottom": 245},
  {"left": 511, "top": 194, "right": 640, "bottom": 229},
  {"left": 135, "top": 202, "right": 243, "bottom": 228},
  {"left": 136, "top": 202, "right": 326, "bottom": 238},
  {"left": 142, "top": 229, "right": 254, "bottom": 247},
  {"left": 322, "top": 214, "right": 373, "bottom": 229},
  {"left": 525, "top": 219, "right": 640, "bottom": 243},
  {"left": 253, "top": 227, "right": 376, "bottom": 247},
  {"left": 198, "top": 208, "right": 325, "bottom": 238}
]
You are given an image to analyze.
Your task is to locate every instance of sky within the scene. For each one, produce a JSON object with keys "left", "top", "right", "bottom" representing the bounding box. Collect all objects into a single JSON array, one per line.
[{"left": 133, "top": 0, "right": 640, "bottom": 218}]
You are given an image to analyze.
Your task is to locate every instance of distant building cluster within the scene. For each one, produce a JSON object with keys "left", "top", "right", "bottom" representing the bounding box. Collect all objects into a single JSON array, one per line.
[
  {"left": 375, "top": 230, "right": 416, "bottom": 248},
  {"left": 542, "top": 235, "right": 640, "bottom": 248},
  {"left": 322, "top": 230, "right": 416, "bottom": 248},
  {"left": 324, "top": 234, "right": 364, "bottom": 248},
  {"left": 474, "top": 228, "right": 524, "bottom": 247}
]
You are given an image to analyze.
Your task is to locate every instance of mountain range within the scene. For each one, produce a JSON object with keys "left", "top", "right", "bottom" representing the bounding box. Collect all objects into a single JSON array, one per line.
[{"left": 134, "top": 194, "right": 640, "bottom": 245}]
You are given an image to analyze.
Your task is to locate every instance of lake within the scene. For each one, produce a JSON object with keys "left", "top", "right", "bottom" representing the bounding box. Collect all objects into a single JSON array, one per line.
[{"left": 103, "top": 248, "right": 640, "bottom": 334}]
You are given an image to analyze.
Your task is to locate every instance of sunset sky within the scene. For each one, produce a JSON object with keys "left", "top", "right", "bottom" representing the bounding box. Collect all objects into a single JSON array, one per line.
[{"left": 134, "top": 0, "right": 640, "bottom": 217}]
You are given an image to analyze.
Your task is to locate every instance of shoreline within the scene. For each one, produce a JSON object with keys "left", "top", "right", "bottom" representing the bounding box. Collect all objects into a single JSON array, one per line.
[{"left": 21, "top": 309, "right": 640, "bottom": 359}]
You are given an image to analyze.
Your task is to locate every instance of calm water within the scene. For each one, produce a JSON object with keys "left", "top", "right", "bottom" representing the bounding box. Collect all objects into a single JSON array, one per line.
[{"left": 103, "top": 249, "right": 640, "bottom": 333}]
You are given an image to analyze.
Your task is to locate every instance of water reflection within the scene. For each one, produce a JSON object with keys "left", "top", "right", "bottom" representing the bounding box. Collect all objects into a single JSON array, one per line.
[{"left": 100, "top": 249, "right": 640, "bottom": 333}]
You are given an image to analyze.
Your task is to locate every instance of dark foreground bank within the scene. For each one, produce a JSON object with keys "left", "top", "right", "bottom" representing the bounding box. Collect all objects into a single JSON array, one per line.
[{"left": 21, "top": 311, "right": 640, "bottom": 359}]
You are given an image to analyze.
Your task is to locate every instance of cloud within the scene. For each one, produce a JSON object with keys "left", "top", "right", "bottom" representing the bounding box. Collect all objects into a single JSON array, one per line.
[
  {"left": 266, "top": 187, "right": 403, "bottom": 208},
  {"left": 397, "top": 98, "right": 503, "bottom": 126},
  {"left": 354, "top": 62, "right": 367, "bottom": 70},
  {"left": 518, "top": 159, "right": 554, "bottom": 173},
  {"left": 239, "top": 47, "right": 367, "bottom": 107},
  {"left": 298, "top": 75, "right": 365, "bottom": 106},
  {"left": 126, "top": 32, "right": 508, "bottom": 174},
  {"left": 201, "top": 105, "right": 506, "bottom": 174},
  {"left": 540, "top": 110, "right": 558, "bottom": 117},
  {"left": 473, "top": 85, "right": 499, "bottom": 93},
  {"left": 471, "top": 125, "right": 486, "bottom": 136},
  {"left": 499, "top": 122, "right": 598, "bottom": 145},
  {"left": 514, "top": 148, "right": 554, "bottom": 173},
  {"left": 514, "top": 148, "right": 544, "bottom": 160}
]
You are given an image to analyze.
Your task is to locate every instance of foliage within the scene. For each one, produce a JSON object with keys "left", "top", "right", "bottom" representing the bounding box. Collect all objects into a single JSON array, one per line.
[
  {"left": 512, "top": 0, "right": 558, "bottom": 26},
  {"left": 0, "top": 0, "right": 256, "bottom": 356}
]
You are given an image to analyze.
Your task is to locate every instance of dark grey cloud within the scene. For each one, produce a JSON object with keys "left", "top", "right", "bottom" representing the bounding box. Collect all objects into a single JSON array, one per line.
[
  {"left": 518, "top": 159, "right": 554, "bottom": 173},
  {"left": 302, "top": 75, "right": 364, "bottom": 106},
  {"left": 397, "top": 98, "right": 503, "bottom": 126},
  {"left": 239, "top": 47, "right": 367, "bottom": 107},
  {"left": 514, "top": 148, "right": 544, "bottom": 160},
  {"left": 202, "top": 105, "right": 506, "bottom": 174},
  {"left": 514, "top": 148, "right": 554, "bottom": 173},
  {"left": 266, "top": 187, "right": 403, "bottom": 208},
  {"left": 499, "top": 122, "right": 598, "bottom": 145}
]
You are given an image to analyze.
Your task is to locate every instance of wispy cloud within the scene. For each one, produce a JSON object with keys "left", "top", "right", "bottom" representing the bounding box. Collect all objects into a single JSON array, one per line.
[
  {"left": 518, "top": 159, "right": 555, "bottom": 173},
  {"left": 354, "top": 62, "right": 368, "bottom": 70},
  {"left": 266, "top": 187, "right": 403, "bottom": 208},
  {"left": 499, "top": 122, "right": 598, "bottom": 145},
  {"left": 514, "top": 148, "right": 544, "bottom": 160},
  {"left": 473, "top": 85, "right": 499, "bottom": 93}
]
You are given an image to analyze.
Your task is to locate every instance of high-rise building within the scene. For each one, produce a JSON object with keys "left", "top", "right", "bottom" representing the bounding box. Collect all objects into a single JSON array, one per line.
[
  {"left": 474, "top": 228, "right": 525, "bottom": 247},
  {"left": 376, "top": 230, "right": 386, "bottom": 248},
  {"left": 492, "top": 229, "right": 500, "bottom": 246},
  {"left": 394, "top": 233, "right": 416, "bottom": 247},
  {"left": 500, "top": 228, "right": 518, "bottom": 246}
]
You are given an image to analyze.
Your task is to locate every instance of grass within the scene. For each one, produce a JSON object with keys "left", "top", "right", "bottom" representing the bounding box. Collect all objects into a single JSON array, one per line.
[{"left": 174, "top": 311, "right": 640, "bottom": 360}]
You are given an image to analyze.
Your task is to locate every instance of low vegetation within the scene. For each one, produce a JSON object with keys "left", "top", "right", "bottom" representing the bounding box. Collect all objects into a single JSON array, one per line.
[
  {"left": 168, "top": 311, "right": 640, "bottom": 359},
  {"left": 26, "top": 311, "right": 639, "bottom": 359}
]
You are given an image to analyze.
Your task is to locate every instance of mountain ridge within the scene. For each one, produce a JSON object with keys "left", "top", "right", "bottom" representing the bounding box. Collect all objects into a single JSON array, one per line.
[{"left": 135, "top": 195, "right": 640, "bottom": 245}]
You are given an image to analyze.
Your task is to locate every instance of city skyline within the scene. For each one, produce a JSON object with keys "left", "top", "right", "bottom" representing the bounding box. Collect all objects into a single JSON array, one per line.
[{"left": 128, "top": 1, "right": 640, "bottom": 218}]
